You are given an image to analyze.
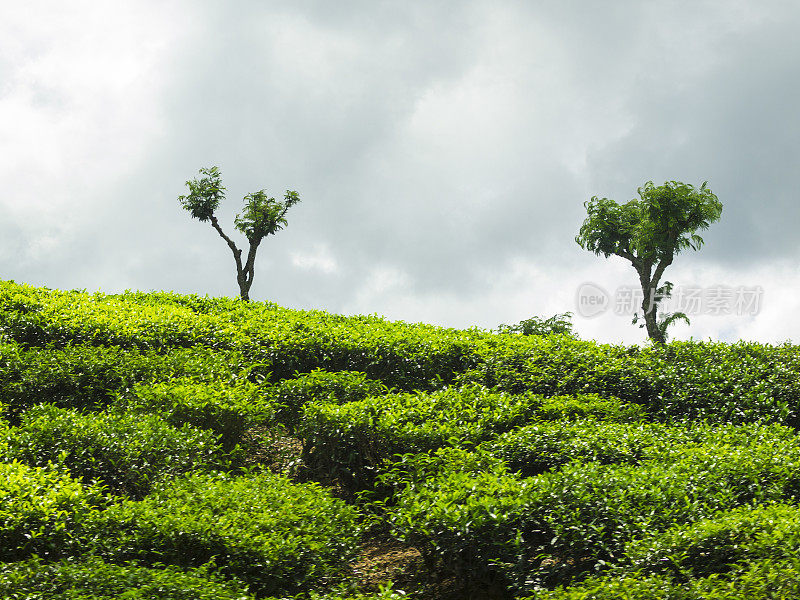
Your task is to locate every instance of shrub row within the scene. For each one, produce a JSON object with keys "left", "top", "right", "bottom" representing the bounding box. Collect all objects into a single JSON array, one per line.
[
  {"left": 111, "top": 370, "right": 390, "bottom": 452},
  {"left": 378, "top": 421, "right": 795, "bottom": 498},
  {"left": 266, "top": 368, "right": 390, "bottom": 429},
  {"left": 4, "top": 281, "right": 800, "bottom": 424},
  {"left": 624, "top": 503, "right": 800, "bottom": 580},
  {"left": 456, "top": 336, "right": 800, "bottom": 426},
  {"left": 85, "top": 472, "right": 361, "bottom": 598},
  {"left": 0, "top": 466, "right": 362, "bottom": 598},
  {"left": 0, "top": 281, "right": 486, "bottom": 390},
  {"left": 298, "top": 386, "right": 644, "bottom": 492},
  {"left": 0, "top": 557, "right": 256, "bottom": 600},
  {"left": 481, "top": 420, "right": 797, "bottom": 477},
  {"left": 386, "top": 435, "right": 800, "bottom": 594},
  {"left": 0, "top": 558, "right": 408, "bottom": 600},
  {"left": 0, "top": 337, "right": 246, "bottom": 420},
  {"left": 115, "top": 378, "right": 276, "bottom": 450},
  {"left": 525, "top": 558, "right": 800, "bottom": 599},
  {"left": 1, "top": 404, "right": 232, "bottom": 498},
  {"left": 0, "top": 461, "right": 106, "bottom": 561}
]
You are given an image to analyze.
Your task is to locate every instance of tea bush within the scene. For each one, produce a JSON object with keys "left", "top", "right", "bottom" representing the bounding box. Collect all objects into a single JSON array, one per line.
[
  {"left": 377, "top": 446, "right": 507, "bottom": 499},
  {"left": 530, "top": 394, "right": 646, "bottom": 422},
  {"left": 307, "top": 590, "right": 407, "bottom": 600},
  {"left": 0, "top": 281, "right": 487, "bottom": 389},
  {"left": 2, "top": 404, "right": 231, "bottom": 498},
  {"left": 624, "top": 503, "right": 800, "bottom": 579},
  {"left": 267, "top": 368, "right": 389, "bottom": 429},
  {"left": 458, "top": 337, "right": 800, "bottom": 426},
  {"left": 525, "top": 558, "right": 800, "bottom": 599},
  {"left": 387, "top": 437, "right": 800, "bottom": 593},
  {"left": 0, "top": 557, "right": 256, "bottom": 600},
  {"left": 0, "top": 461, "right": 106, "bottom": 561},
  {"left": 4, "top": 281, "right": 800, "bottom": 427},
  {"left": 299, "top": 387, "right": 643, "bottom": 492},
  {"left": 5, "top": 280, "right": 800, "bottom": 596},
  {"left": 85, "top": 472, "right": 361, "bottom": 597},
  {"left": 0, "top": 339, "right": 246, "bottom": 420},
  {"left": 482, "top": 421, "right": 796, "bottom": 477},
  {"left": 116, "top": 378, "right": 276, "bottom": 449}
]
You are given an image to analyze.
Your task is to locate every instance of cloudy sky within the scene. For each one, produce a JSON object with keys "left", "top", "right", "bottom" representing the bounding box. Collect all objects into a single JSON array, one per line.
[{"left": 2, "top": 0, "right": 799, "bottom": 344}]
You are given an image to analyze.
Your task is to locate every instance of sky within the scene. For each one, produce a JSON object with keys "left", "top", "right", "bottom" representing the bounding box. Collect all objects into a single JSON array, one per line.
[{"left": 2, "top": 0, "right": 800, "bottom": 345}]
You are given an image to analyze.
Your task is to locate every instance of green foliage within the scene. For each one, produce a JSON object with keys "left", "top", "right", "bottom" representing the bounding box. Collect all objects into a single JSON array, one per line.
[
  {"left": 525, "top": 558, "right": 800, "bottom": 599},
  {"left": 377, "top": 446, "right": 507, "bottom": 499},
  {"left": 457, "top": 338, "right": 800, "bottom": 427},
  {"left": 624, "top": 503, "right": 800, "bottom": 580},
  {"left": 85, "top": 472, "right": 361, "bottom": 598},
  {"left": 177, "top": 167, "right": 300, "bottom": 300},
  {"left": 481, "top": 420, "right": 793, "bottom": 477},
  {"left": 5, "top": 280, "right": 800, "bottom": 596},
  {"left": 532, "top": 394, "right": 646, "bottom": 422},
  {"left": 306, "top": 589, "right": 407, "bottom": 600},
  {"left": 0, "top": 557, "right": 255, "bottom": 600},
  {"left": 234, "top": 189, "right": 300, "bottom": 242},
  {"left": 576, "top": 181, "right": 722, "bottom": 262},
  {"left": 298, "top": 385, "right": 529, "bottom": 491},
  {"left": 178, "top": 166, "right": 225, "bottom": 222},
  {"left": 2, "top": 404, "right": 231, "bottom": 498},
  {"left": 0, "top": 339, "right": 243, "bottom": 420},
  {"left": 0, "top": 282, "right": 484, "bottom": 389},
  {"left": 658, "top": 310, "right": 691, "bottom": 340},
  {"left": 522, "top": 573, "right": 686, "bottom": 599},
  {"left": 299, "top": 386, "right": 632, "bottom": 493},
  {"left": 497, "top": 312, "right": 576, "bottom": 337},
  {"left": 0, "top": 461, "right": 106, "bottom": 561},
  {"left": 387, "top": 435, "right": 800, "bottom": 593},
  {"left": 117, "top": 378, "right": 277, "bottom": 449},
  {"left": 387, "top": 469, "right": 531, "bottom": 584},
  {"left": 267, "top": 368, "right": 389, "bottom": 429}
]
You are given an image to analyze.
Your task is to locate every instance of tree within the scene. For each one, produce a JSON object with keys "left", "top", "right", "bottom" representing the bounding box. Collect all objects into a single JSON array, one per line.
[
  {"left": 496, "top": 312, "right": 577, "bottom": 337},
  {"left": 178, "top": 166, "right": 300, "bottom": 301},
  {"left": 576, "top": 180, "right": 722, "bottom": 344}
]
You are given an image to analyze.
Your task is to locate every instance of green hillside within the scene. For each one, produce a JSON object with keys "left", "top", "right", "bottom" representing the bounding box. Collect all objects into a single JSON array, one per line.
[{"left": 1, "top": 279, "right": 799, "bottom": 599}]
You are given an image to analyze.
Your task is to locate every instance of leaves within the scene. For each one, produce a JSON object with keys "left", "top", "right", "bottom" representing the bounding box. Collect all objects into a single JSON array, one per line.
[
  {"left": 177, "top": 166, "right": 225, "bottom": 222},
  {"left": 87, "top": 472, "right": 361, "bottom": 597},
  {"left": 234, "top": 189, "right": 301, "bottom": 242},
  {"left": 497, "top": 312, "right": 577, "bottom": 337}
]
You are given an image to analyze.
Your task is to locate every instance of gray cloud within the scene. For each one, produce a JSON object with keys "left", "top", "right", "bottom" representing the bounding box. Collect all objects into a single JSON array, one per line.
[{"left": 2, "top": 0, "right": 800, "bottom": 342}]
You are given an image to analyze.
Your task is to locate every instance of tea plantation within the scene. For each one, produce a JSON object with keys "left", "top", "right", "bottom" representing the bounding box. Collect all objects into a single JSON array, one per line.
[{"left": 1, "top": 279, "right": 800, "bottom": 598}]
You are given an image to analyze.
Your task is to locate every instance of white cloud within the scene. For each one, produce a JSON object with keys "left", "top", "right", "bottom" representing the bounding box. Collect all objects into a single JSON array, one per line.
[
  {"left": 0, "top": 1, "right": 193, "bottom": 217},
  {"left": 291, "top": 244, "right": 338, "bottom": 274}
]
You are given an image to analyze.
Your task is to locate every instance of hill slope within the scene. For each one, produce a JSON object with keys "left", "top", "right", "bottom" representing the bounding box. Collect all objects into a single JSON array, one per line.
[{"left": 0, "top": 280, "right": 799, "bottom": 598}]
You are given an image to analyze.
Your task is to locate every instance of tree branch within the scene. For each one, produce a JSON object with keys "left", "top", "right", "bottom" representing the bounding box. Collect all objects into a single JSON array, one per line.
[
  {"left": 210, "top": 216, "right": 244, "bottom": 274},
  {"left": 650, "top": 254, "right": 674, "bottom": 289},
  {"left": 243, "top": 239, "right": 261, "bottom": 285},
  {"left": 617, "top": 249, "right": 642, "bottom": 271}
]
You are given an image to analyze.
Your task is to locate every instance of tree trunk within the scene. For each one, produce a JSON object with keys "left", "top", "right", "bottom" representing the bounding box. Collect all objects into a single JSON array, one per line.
[
  {"left": 236, "top": 239, "right": 260, "bottom": 302},
  {"left": 642, "top": 296, "right": 665, "bottom": 343},
  {"left": 237, "top": 277, "right": 251, "bottom": 301},
  {"left": 638, "top": 268, "right": 666, "bottom": 344},
  {"left": 210, "top": 216, "right": 256, "bottom": 302}
]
